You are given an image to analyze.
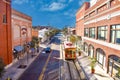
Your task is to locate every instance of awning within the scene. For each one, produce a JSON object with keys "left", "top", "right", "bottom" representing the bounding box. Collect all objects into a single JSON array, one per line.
[
  {"left": 31, "top": 48, "right": 35, "bottom": 52},
  {"left": 14, "top": 46, "right": 24, "bottom": 52}
]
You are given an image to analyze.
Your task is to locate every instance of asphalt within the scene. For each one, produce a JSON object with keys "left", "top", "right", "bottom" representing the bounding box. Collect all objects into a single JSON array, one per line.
[{"left": 1, "top": 47, "right": 43, "bottom": 80}]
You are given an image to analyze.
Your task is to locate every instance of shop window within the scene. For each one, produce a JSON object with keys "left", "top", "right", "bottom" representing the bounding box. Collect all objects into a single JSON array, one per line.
[
  {"left": 110, "top": 25, "right": 120, "bottom": 44},
  {"left": 84, "top": 42, "right": 88, "bottom": 56},
  {"left": 96, "top": 48, "right": 106, "bottom": 67},
  {"left": 89, "top": 27, "right": 95, "bottom": 38},
  {"left": 88, "top": 45, "right": 94, "bottom": 58},
  {"left": 108, "top": 55, "right": 120, "bottom": 79}
]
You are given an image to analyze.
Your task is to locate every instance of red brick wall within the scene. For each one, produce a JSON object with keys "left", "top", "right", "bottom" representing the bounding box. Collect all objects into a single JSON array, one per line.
[
  {"left": 76, "top": 0, "right": 120, "bottom": 73},
  {"left": 0, "top": 0, "right": 12, "bottom": 65},
  {"left": 12, "top": 9, "right": 32, "bottom": 53},
  {"left": 76, "top": 2, "right": 90, "bottom": 36}
]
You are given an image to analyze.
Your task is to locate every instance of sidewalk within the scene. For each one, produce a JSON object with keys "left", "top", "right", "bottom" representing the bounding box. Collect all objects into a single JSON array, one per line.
[
  {"left": 1, "top": 47, "right": 43, "bottom": 80},
  {"left": 77, "top": 51, "right": 114, "bottom": 80}
]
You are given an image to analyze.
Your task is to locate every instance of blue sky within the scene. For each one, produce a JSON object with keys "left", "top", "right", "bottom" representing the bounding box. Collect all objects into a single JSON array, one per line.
[{"left": 12, "top": 0, "right": 90, "bottom": 29}]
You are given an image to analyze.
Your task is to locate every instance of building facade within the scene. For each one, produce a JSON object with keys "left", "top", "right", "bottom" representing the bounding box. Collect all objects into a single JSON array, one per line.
[
  {"left": 76, "top": 0, "right": 120, "bottom": 78},
  {"left": 38, "top": 28, "right": 48, "bottom": 42},
  {"left": 0, "top": 0, "right": 12, "bottom": 65},
  {"left": 32, "top": 29, "right": 38, "bottom": 37},
  {"left": 12, "top": 9, "right": 32, "bottom": 60}
]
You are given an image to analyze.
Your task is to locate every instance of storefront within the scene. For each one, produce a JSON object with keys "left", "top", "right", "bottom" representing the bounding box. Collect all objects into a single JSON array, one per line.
[
  {"left": 96, "top": 48, "right": 106, "bottom": 68},
  {"left": 108, "top": 55, "right": 120, "bottom": 79},
  {"left": 88, "top": 45, "right": 94, "bottom": 58},
  {"left": 13, "top": 45, "right": 24, "bottom": 59}
]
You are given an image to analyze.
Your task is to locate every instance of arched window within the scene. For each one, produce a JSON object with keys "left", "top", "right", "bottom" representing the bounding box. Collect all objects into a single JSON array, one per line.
[
  {"left": 88, "top": 44, "right": 94, "bottom": 58},
  {"left": 96, "top": 48, "right": 106, "bottom": 67},
  {"left": 83, "top": 42, "right": 88, "bottom": 56},
  {"left": 108, "top": 55, "right": 120, "bottom": 78}
]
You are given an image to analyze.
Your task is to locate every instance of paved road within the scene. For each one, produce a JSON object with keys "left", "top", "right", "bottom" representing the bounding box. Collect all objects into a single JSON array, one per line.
[
  {"left": 43, "top": 50, "right": 60, "bottom": 80},
  {"left": 18, "top": 33, "right": 62, "bottom": 80},
  {"left": 18, "top": 49, "right": 50, "bottom": 80}
]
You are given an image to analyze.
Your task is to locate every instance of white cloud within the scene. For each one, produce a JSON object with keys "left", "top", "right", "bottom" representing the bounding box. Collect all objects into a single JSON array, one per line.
[
  {"left": 69, "top": 0, "right": 73, "bottom": 3},
  {"left": 13, "top": 0, "right": 29, "bottom": 4},
  {"left": 41, "top": 2, "right": 66, "bottom": 11},
  {"left": 64, "top": 9, "right": 76, "bottom": 17}
]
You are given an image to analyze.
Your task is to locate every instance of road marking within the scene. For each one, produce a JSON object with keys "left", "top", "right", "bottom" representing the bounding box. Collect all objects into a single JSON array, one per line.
[{"left": 38, "top": 51, "right": 52, "bottom": 80}]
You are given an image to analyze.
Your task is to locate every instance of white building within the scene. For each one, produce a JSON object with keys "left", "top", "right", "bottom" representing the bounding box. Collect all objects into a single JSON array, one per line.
[{"left": 38, "top": 28, "right": 48, "bottom": 42}]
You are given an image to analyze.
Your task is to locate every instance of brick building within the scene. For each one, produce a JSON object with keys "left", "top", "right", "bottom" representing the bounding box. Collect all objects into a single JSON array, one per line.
[
  {"left": 32, "top": 29, "right": 38, "bottom": 37},
  {"left": 0, "top": 0, "right": 12, "bottom": 65},
  {"left": 12, "top": 9, "right": 32, "bottom": 61},
  {"left": 76, "top": 0, "right": 120, "bottom": 78}
]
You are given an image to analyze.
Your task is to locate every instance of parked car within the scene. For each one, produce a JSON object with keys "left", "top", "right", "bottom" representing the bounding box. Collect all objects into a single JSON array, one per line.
[{"left": 45, "top": 47, "right": 51, "bottom": 53}]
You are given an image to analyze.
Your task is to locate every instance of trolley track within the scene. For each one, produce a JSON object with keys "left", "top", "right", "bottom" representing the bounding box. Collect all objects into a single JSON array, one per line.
[
  {"left": 65, "top": 59, "right": 87, "bottom": 80},
  {"left": 67, "top": 61, "right": 72, "bottom": 80}
]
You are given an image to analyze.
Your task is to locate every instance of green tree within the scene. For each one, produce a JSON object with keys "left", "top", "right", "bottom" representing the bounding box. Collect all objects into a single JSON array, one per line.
[
  {"left": 31, "top": 37, "right": 39, "bottom": 48},
  {"left": 62, "top": 27, "right": 68, "bottom": 36},
  {"left": 69, "top": 35, "right": 79, "bottom": 44},
  {"left": 0, "top": 58, "right": 5, "bottom": 78}
]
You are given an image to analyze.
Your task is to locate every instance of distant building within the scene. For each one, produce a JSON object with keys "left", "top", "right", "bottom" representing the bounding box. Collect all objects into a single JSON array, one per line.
[
  {"left": 0, "top": 0, "right": 12, "bottom": 65},
  {"left": 32, "top": 29, "right": 38, "bottom": 37},
  {"left": 68, "top": 27, "right": 76, "bottom": 35},
  {"left": 12, "top": 9, "right": 32, "bottom": 61},
  {"left": 76, "top": 0, "right": 120, "bottom": 78},
  {"left": 32, "top": 25, "right": 51, "bottom": 30},
  {"left": 38, "top": 28, "right": 48, "bottom": 42}
]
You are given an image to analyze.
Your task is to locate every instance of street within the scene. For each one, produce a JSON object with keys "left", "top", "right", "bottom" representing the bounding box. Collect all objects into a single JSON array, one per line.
[
  {"left": 18, "top": 33, "right": 87, "bottom": 80},
  {"left": 18, "top": 34, "right": 61, "bottom": 80}
]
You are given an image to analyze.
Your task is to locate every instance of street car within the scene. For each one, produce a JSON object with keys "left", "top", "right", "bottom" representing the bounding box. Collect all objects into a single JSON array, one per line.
[{"left": 45, "top": 47, "right": 51, "bottom": 53}]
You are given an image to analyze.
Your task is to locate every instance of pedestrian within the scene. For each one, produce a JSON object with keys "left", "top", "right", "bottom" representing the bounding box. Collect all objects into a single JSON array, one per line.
[{"left": 37, "top": 46, "right": 39, "bottom": 53}]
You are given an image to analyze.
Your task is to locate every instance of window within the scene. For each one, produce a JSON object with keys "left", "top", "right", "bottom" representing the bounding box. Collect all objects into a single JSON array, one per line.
[
  {"left": 97, "top": 26, "right": 107, "bottom": 41},
  {"left": 89, "top": 45, "right": 94, "bottom": 58},
  {"left": 110, "top": 25, "right": 120, "bottom": 44},
  {"left": 3, "top": 15, "right": 7, "bottom": 23},
  {"left": 96, "top": 48, "right": 106, "bottom": 67},
  {"left": 84, "top": 28, "right": 89, "bottom": 37},
  {"left": 84, "top": 42, "right": 88, "bottom": 56},
  {"left": 89, "top": 27, "right": 95, "bottom": 38}
]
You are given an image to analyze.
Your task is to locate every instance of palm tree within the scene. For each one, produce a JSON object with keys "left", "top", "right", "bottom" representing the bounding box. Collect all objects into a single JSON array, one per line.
[
  {"left": 69, "top": 35, "right": 79, "bottom": 45},
  {"left": 69, "top": 35, "right": 82, "bottom": 56},
  {"left": 62, "top": 27, "right": 68, "bottom": 36},
  {"left": 69, "top": 35, "right": 77, "bottom": 43}
]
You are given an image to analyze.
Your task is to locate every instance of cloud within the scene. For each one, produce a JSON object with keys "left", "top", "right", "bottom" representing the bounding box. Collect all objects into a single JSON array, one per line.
[
  {"left": 13, "top": 0, "right": 29, "bottom": 4},
  {"left": 64, "top": 9, "right": 76, "bottom": 17},
  {"left": 41, "top": 2, "right": 66, "bottom": 11},
  {"left": 69, "top": 0, "right": 73, "bottom": 3}
]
